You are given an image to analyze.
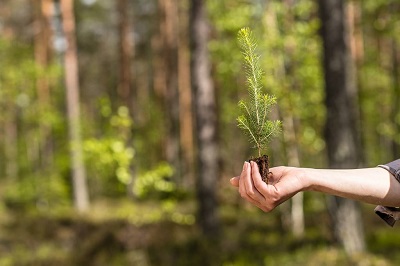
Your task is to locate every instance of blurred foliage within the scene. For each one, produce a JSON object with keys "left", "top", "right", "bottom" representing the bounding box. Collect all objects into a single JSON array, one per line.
[
  {"left": 0, "top": 0, "right": 399, "bottom": 264},
  {"left": 83, "top": 100, "right": 134, "bottom": 196},
  {"left": 134, "top": 162, "right": 174, "bottom": 199},
  {"left": 0, "top": 38, "right": 70, "bottom": 211}
]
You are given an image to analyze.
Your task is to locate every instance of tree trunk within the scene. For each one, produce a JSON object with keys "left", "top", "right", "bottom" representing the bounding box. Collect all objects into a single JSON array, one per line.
[
  {"left": 160, "top": 0, "right": 182, "bottom": 183},
  {"left": 263, "top": 5, "right": 304, "bottom": 238},
  {"left": 283, "top": 117, "right": 304, "bottom": 238},
  {"left": 33, "top": 0, "right": 55, "bottom": 173},
  {"left": 391, "top": 38, "right": 400, "bottom": 156},
  {"left": 178, "top": 0, "right": 195, "bottom": 189},
  {"left": 318, "top": 0, "right": 365, "bottom": 254},
  {"left": 33, "top": 0, "right": 52, "bottom": 104},
  {"left": 116, "top": 0, "right": 136, "bottom": 198},
  {"left": 60, "top": 0, "right": 89, "bottom": 212},
  {"left": 347, "top": 0, "right": 367, "bottom": 165},
  {"left": 190, "top": 0, "right": 220, "bottom": 237},
  {"left": 117, "top": 0, "right": 133, "bottom": 106}
]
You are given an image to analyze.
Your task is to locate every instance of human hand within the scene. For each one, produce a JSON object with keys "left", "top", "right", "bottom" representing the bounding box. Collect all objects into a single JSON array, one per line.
[{"left": 230, "top": 161, "right": 306, "bottom": 212}]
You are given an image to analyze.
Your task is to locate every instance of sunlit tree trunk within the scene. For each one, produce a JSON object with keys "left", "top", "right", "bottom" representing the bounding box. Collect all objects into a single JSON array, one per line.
[
  {"left": 348, "top": 0, "right": 367, "bottom": 165},
  {"left": 178, "top": 0, "right": 194, "bottom": 189},
  {"left": 190, "top": 0, "right": 220, "bottom": 237},
  {"left": 60, "top": 0, "right": 89, "bottom": 212},
  {"left": 33, "top": 0, "right": 52, "bottom": 103},
  {"left": 160, "top": 0, "right": 182, "bottom": 183},
  {"left": 33, "top": 0, "right": 55, "bottom": 174},
  {"left": 318, "top": 0, "right": 365, "bottom": 253}
]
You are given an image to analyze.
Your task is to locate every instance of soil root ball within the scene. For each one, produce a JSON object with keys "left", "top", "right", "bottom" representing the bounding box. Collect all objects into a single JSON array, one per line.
[{"left": 249, "top": 155, "right": 273, "bottom": 184}]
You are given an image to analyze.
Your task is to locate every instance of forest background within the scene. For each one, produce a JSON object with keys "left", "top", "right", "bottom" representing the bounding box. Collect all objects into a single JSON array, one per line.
[{"left": 0, "top": 0, "right": 399, "bottom": 265}]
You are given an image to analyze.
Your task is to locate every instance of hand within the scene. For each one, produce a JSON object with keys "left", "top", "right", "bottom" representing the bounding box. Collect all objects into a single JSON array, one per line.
[{"left": 230, "top": 161, "right": 306, "bottom": 212}]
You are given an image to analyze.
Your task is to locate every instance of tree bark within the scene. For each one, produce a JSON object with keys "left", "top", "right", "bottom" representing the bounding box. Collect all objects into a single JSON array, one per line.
[
  {"left": 117, "top": 0, "right": 133, "bottom": 107},
  {"left": 283, "top": 117, "right": 304, "bottom": 238},
  {"left": 318, "top": 0, "right": 365, "bottom": 254},
  {"left": 33, "top": 0, "right": 52, "bottom": 104},
  {"left": 160, "top": 0, "right": 182, "bottom": 183},
  {"left": 190, "top": 0, "right": 220, "bottom": 237},
  {"left": 33, "top": 0, "right": 55, "bottom": 172},
  {"left": 178, "top": 0, "right": 195, "bottom": 189},
  {"left": 391, "top": 38, "right": 400, "bottom": 156},
  {"left": 116, "top": 0, "right": 136, "bottom": 198},
  {"left": 60, "top": 0, "right": 89, "bottom": 212},
  {"left": 347, "top": 0, "right": 367, "bottom": 165},
  {"left": 263, "top": 5, "right": 304, "bottom": 238}
]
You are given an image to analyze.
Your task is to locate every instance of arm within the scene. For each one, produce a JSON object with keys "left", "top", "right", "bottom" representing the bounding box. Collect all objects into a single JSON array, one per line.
[
  {"left": 230, "top": 161, "right": 400, "bottom": 212},
  {"left": 305, "top": 167, "right": 400, "bottom": 206}
]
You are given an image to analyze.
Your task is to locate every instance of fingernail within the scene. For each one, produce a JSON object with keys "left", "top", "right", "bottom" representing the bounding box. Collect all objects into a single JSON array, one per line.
[{"left": 243, "top": 162, "right": 247, "bottom": 171}]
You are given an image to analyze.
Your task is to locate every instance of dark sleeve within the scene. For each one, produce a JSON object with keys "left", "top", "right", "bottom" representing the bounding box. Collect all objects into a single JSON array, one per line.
[{"left": 374, "top": 159, "right": 400, "bottom": 227}]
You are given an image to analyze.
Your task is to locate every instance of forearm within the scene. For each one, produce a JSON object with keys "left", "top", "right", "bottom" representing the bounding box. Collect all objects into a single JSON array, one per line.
[{"left": 302, "top": 167, "right": 400, "bottom": 207}]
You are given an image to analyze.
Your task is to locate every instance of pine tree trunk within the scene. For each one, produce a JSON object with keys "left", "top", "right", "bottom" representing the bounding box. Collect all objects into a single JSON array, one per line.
[
  {"left": 117, "top": 0, "right": 133, "bottom": 105},
  {"left": 178, "top": 0, "right": 195, "bottom": 189},
  {"left": 391, "top": 38, "right": 400, "bottom": 156},
  {"left": 190, "top": 0, "right": 220, "bottom": 237},
  {"left": 160, "top": 0, "right": 182, "bottom": 183},
  {"left": 60, "top": 0, "right": 89, "bottom": 212},
  {"left": 33, "top": 0, "right": 54, "bottom": 172},
  {"left": 348, "top": 0, "right": 367, "bottom": 165},
  {"left": 33, "top": 0, "right": 52, "bottom": 104},
  {"left": 318, "top": 0, "right": 365, "bottom": 254},
  {"left": 116, "top": 0, "right": 137, "bottom": 198}
]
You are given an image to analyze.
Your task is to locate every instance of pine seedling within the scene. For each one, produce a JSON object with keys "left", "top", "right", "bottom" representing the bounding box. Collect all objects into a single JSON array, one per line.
[{"left": 237, "top": 27, "right": 281, "bottom": 182}]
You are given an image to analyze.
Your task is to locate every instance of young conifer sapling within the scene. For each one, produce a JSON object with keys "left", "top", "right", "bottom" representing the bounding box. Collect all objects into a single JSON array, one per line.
[{"left": 237, "top": 27, "right": 282, "bottom": 184}]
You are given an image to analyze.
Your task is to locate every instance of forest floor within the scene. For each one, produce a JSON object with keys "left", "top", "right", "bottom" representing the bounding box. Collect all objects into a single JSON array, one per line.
[{"left": 0, "top": 191, "right": 399, "bottom": 265}]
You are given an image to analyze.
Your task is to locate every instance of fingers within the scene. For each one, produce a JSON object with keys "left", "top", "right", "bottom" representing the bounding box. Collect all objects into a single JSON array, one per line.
[
  {"left": 250, "top": 161, "right": 269, "bottom": 194},
  {"left": 239, "top": 162, "right": 254, "bottom": 203},
  {"left": 239, "top": 161, "right": 266, "bottom": 206},
  {"left": 250, "top": 161, "right": 282, "bottom": 211},
  {"left": 230, "top": 176, "right": 239, "bottom": 187},
  {"left": 232, "top": 161, "right": 284, "bottom": 212},
  {"left": 232, "top": 162, "right": 301, "bottom": 213}
]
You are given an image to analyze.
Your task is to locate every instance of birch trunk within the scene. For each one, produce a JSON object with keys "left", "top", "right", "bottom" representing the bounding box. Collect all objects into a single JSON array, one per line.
[{"left": 190, "top": 0, "right": 220, "bottom": 237}]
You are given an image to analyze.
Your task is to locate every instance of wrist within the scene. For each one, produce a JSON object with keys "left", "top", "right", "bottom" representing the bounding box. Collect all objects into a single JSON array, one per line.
[{"left": 298, "top": 167, "right": 318, "bottom": 192}]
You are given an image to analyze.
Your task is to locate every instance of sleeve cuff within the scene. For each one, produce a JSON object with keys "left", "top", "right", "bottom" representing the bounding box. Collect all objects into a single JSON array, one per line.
[
  {"left": 378, "top": 159, "right": 400, "bottom": 183},
  {"left": 375, "top": 205, "right": 400, "bottom": 227}
]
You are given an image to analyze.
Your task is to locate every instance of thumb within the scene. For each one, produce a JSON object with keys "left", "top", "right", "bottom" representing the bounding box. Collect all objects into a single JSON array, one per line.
[{"left": 230, "top": 176, "right": 240, "bottom": 187}]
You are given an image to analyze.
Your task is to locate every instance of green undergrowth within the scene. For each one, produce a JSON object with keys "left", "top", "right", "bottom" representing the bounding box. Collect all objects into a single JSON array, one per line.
[{"left": 0, "top": 196, "right": 399, "bottom": 265}]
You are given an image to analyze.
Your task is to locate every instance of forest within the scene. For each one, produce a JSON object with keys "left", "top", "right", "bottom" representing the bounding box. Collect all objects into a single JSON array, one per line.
[{"left": 0, "top": 0, "right": 399, "bottom": 265}]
